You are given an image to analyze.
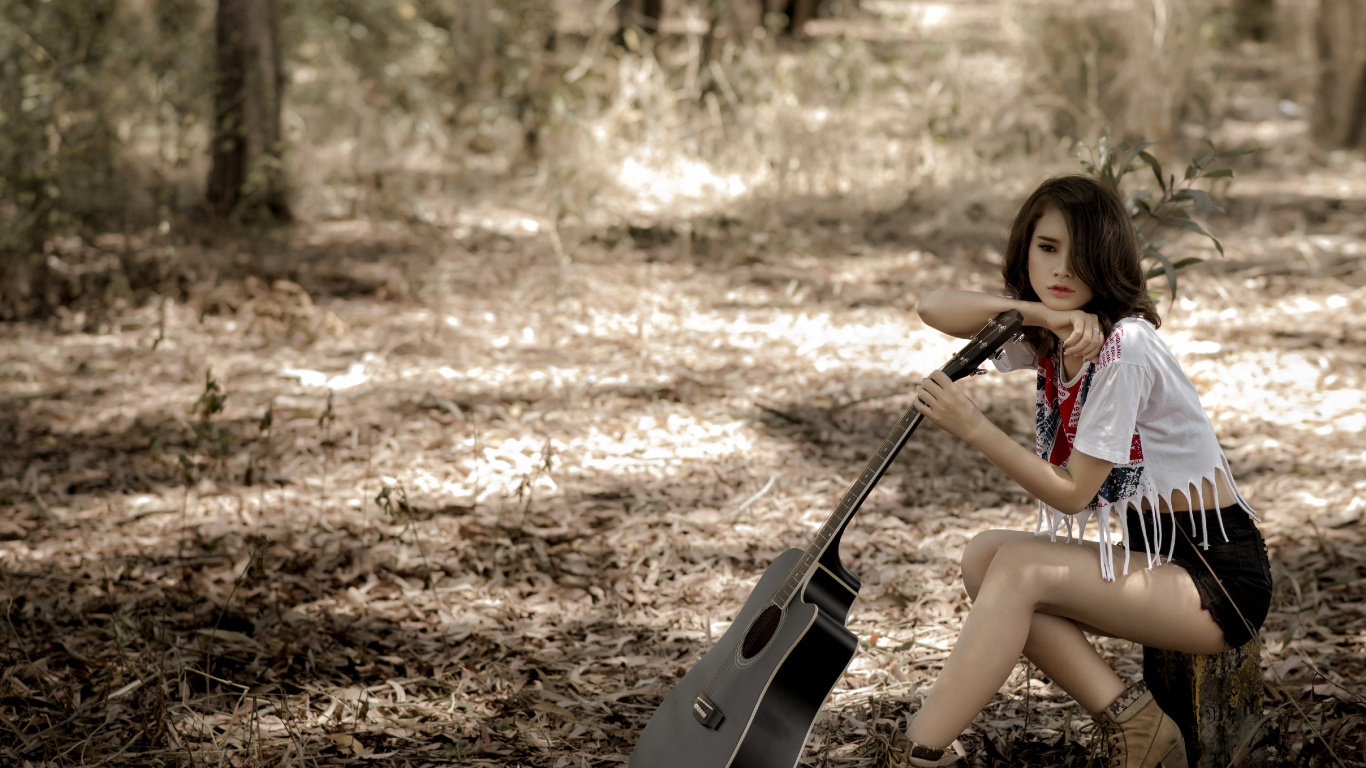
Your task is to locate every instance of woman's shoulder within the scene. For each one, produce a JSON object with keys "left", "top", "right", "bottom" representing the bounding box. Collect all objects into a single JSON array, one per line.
[{"left": 1097, "top": 317, "right": 1168, "bottom": 369}]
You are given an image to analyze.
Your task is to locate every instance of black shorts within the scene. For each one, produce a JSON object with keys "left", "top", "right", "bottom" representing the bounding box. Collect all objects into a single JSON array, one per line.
[{"left": 1124, "top": 504, "right": 1272, "bottom": 648}]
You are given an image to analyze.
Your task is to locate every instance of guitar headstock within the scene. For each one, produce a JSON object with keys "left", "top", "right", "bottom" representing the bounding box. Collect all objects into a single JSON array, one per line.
[{"left": 941, "top": 309, "right": 1025, "bottom": 381}]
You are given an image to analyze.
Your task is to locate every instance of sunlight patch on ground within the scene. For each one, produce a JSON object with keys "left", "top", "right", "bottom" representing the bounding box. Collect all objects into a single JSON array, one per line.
[
  {"left": 862, "top": 1, "right": 953, "bottom": 28},
  {"left": 572, "top": 415, "right": 752, "bottom": 476},
  {"left": 419, "top": 410, "right": 756, "bottom": 505},
  {"left": 451, "top": 205, "right": 544, "bottom": 239},
  {"left": 613, "top": 155, "right": 751, "bottom": 216},
  {"left": 680, "top": 308, "right": 960, "bottom": 375},
  {"left": 280, "top": 358, "right": 377, "bottom": 390}
]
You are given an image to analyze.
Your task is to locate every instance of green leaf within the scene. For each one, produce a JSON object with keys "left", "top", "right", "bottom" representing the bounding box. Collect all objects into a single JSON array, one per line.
[
  {"left": 1139, "top": 151, "right": 1165, "bottom": 192},
  {"left": 1165, "top": 217, "right": 1215, "bottom": 241},
  {"left": 1185, "top": 163, "right": 1198, "bottom": 181},
  {"left": 1187, "top": 189, "right": 1218, "bottom": 212},
  {"left": 1169, "top": 207, "right": 1191, "bottom": 219},
  {"left": 1204, "top": 169, "right": 1234, "bottom": 179},
  {"left": 1124, "top": 188, "right": 1153, "bottom": 216},
  {"left": 1143, "top": 257, "right": 1203, "bottom": 280},
  {"left": 1147, "top": 249, "right": 1179, "bottom": 299},
  {"left": 1119, "top": 141, "right": 1155, "bottom": 175}
]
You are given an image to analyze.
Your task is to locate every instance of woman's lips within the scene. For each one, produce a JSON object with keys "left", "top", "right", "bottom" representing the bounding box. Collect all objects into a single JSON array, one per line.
[{"left": 1048, "top": 286, "right": 1074, "bottom": 296}]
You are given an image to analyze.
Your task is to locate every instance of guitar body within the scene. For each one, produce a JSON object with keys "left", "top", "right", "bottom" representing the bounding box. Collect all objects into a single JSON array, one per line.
[
  {"left": 629, "top": 310, "right": 1023, "bottom": 768},
  {"left": 629, "top": 548, "right": 860, "bottom": 768}
]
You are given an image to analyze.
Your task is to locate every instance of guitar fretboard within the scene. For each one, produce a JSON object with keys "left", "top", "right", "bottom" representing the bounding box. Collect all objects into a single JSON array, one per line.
[
  {"left": 772, "top": 405, "right": 925, "bottom": 608},
  {"left": 768, "top": 309, "right": 1022, "bottom": 609}
]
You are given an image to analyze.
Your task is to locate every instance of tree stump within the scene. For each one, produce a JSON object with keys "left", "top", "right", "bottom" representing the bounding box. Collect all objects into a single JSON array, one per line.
[{"left": 1143, "top": 638, "right": 1266, "bottom": 768}]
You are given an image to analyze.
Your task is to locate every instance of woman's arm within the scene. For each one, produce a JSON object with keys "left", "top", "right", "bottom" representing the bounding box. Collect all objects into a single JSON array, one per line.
[
  {"left": 917, "top": 290, "right": 1105, "bottom": 363},
  {"left": 915, "top": 369, "right": 1113, "bottom": 514},
  {"left": 916, "top": 290, "right": 1051, "bottom": 338}
]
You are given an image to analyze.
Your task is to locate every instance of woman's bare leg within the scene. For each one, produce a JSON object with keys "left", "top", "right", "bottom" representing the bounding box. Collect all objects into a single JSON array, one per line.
[
  {"left": 961, "top": 531, "right": 1125, "bottom": 713},
  {"left": 905, "top": 532, "right": 1226, "bottom": 749}
]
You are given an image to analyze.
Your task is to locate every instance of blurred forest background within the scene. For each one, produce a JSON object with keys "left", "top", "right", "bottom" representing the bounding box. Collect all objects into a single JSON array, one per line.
[{"left": 3, "top": 0, "right": 1366, "bottom": 766}]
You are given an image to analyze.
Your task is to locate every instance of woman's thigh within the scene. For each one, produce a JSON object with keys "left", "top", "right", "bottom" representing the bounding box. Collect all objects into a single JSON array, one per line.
[
  {"left": 979, "top": 534, "right": 1227, "bottom": 655},
  {"left": 962, "top": 529, "right": 1045, "bottom": 600},
  {"left": 963, "top": 530, "right": 1106, "bottom": 636}
]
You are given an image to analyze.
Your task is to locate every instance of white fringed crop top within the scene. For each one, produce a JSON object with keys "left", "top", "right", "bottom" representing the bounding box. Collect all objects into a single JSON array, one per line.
[{"left": 993, "top": 316, "right": 1258, "bottom": 580}]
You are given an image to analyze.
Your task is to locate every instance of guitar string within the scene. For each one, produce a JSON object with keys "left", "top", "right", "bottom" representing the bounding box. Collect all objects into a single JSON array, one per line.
[
  {"left": 690, "top": 317, "right": 1019, "bottom": 713},
  {"left": 692, "top": 407, "right": 921, "bottom": 710}
]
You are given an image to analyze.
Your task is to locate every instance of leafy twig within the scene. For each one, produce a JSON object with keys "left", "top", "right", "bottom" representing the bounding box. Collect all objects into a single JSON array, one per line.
[{"left": 1079, "top": 137, "right": 1251, "bottom": 301}]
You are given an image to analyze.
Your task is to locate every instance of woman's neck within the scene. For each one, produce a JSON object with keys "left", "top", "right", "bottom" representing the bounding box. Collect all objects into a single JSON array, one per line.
[{"left": 1061, "top": 349, "right": 1086, "bottom": 381}]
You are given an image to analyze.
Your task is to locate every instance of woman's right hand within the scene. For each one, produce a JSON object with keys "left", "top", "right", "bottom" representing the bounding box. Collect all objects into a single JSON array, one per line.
[{"left": 1043, "top": 308, "right": 1105, "bottom": 362}]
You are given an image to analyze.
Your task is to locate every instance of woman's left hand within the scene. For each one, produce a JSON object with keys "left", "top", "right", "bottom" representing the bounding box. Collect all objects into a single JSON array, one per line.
[{"left": 914, "top": 370, "right": 986, "bottom": 441}]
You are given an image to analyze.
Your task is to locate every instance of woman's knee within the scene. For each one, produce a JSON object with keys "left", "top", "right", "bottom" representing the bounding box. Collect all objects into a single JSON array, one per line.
[
  {"left": 977, "top": 537, "right": 1075, "bottom": 604},
  {"left": 961, "top": 529, "right": 1025, "bottom": 600}
]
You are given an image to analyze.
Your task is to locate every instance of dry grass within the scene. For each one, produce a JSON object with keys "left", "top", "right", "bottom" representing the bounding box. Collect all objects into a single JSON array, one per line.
[
  {"left": 4, "top": 1, "right": 1364, "bottom": 766},
  {"left": 5, "top": 158, "right": 1366, "bottom": 765}
]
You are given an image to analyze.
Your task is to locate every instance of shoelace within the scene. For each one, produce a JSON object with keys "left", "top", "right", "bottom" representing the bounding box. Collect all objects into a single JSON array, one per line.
[{"left": 1072, "top": 717, "right": 1111, "bottom": 766}]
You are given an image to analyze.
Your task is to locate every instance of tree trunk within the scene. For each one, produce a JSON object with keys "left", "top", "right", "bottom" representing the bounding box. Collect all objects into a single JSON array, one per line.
[
  {"left": 618, "top": 0, "right": 665, "bottom": 35},
  {"left": 206, "top": 0, "right": 289, "bottom": 221},
  {"left": 453, "top": 0, "right": 495, "bottom": 100},
  {"left": 1311, "top": 0, "right": 1366, "bottom": 151},
  {"left": 1232, "top": 0, "right": 1275, "bottom": 42},
  {"left": 765, "top": 0, "right": 817, "bottom": 36}
]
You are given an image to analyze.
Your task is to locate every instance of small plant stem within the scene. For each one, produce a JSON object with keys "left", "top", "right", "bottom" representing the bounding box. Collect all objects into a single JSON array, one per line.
[
  {"left": 471, "top": 417, "right": 483, "bottom": 511},
  {"left": 178, "top": 478, "right": 191, "bottom": 564},
  {"left": 318, "top": 390, "right": 335, "bottom": 526}
]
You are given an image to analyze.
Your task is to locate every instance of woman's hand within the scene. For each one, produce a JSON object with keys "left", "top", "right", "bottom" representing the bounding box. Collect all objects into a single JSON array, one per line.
[
  {"left": 914, "top": 370, "right": 987, "bottom": 441},
  {"left": 1042, "top": 308, "right": 1105, "bottom": 363}
]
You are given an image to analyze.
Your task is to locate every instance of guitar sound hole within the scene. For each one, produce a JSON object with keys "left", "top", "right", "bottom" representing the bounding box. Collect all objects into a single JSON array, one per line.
[{"left": 740, "top": 605, "right": 782, "bottom": 660}]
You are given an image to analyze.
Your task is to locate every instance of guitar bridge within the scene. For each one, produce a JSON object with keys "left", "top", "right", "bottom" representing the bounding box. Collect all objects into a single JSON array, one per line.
[{"left": 692, "top": 691, "right": 724, "bottom": 729}]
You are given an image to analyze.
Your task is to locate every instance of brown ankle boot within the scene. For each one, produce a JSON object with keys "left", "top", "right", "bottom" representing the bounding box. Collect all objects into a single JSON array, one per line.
[
  {"left": 888, "top": 732, "right": 962, "bottom": 767},
  {"left": 1092, "top": 681, "right": 1188, "bottom": 768}
]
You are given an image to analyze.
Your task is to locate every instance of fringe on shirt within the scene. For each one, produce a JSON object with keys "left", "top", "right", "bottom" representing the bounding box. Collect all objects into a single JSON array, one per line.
[{"left": 1033, "top": 454, "right": 1261, "bottom": 581}]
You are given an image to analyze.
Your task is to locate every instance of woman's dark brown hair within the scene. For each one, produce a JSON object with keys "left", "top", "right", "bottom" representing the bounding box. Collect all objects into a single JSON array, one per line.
[{"left": 1001, "top": 174, "right": 1160, "bottom": 358}]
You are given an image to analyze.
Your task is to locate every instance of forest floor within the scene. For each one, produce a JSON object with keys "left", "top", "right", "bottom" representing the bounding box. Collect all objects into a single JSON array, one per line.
[
  {"left": 4, "top": 143, "right": 1366, "bottom": 767},
  {"left": 6, "top": 3, "right": 1366, "bottom": 755}
]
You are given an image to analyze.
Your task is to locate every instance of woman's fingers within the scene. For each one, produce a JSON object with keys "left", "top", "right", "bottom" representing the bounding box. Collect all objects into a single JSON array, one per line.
[
  {"left": 1064, "top": 312, "right": 1092, "bottom": 351},
  {"left": 1063, "top": 312, "right": 1104, "bottom": 359},
  {"left": 916, "top": 370, "right": 984, "bottom": 440},
  {"left": 915, "top": 376, "right": 947, "bottom": 421},
  {"left": 1081, "top": 323, "right": 1101, "bottom": 360},
  {"left": 1088, "top": 321, "right": 1107, "bottom": 361},
  {"left": 914, "top": 379, "right": 934, "bottom": 411},
  {"left": 1062, "top": 319, "right": 1085, "bottom": 351}
]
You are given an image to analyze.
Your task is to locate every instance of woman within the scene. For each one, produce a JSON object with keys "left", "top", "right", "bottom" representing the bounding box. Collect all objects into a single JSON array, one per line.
[{"left": 897, "top": 175, "right": 1272, "bottom": 768}]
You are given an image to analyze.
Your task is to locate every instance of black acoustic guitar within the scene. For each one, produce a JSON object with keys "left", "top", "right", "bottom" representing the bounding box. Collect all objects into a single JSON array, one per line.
[{"left": 628, "top": 310, "right": 1024, "bottom": 768}]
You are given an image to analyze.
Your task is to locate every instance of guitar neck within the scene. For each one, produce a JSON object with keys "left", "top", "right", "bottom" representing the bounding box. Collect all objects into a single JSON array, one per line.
[
  {"left": 769, "top": 309, "right": 1022, "bottom": 609},
  {"left": 772, "top": 401, "right": 925, "bottom": 608}
]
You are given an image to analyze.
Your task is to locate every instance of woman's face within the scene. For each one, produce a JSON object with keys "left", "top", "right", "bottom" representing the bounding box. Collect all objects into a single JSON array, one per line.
[{"left": 1028, "top": 206, "right": 1094, "bottom": 312}]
